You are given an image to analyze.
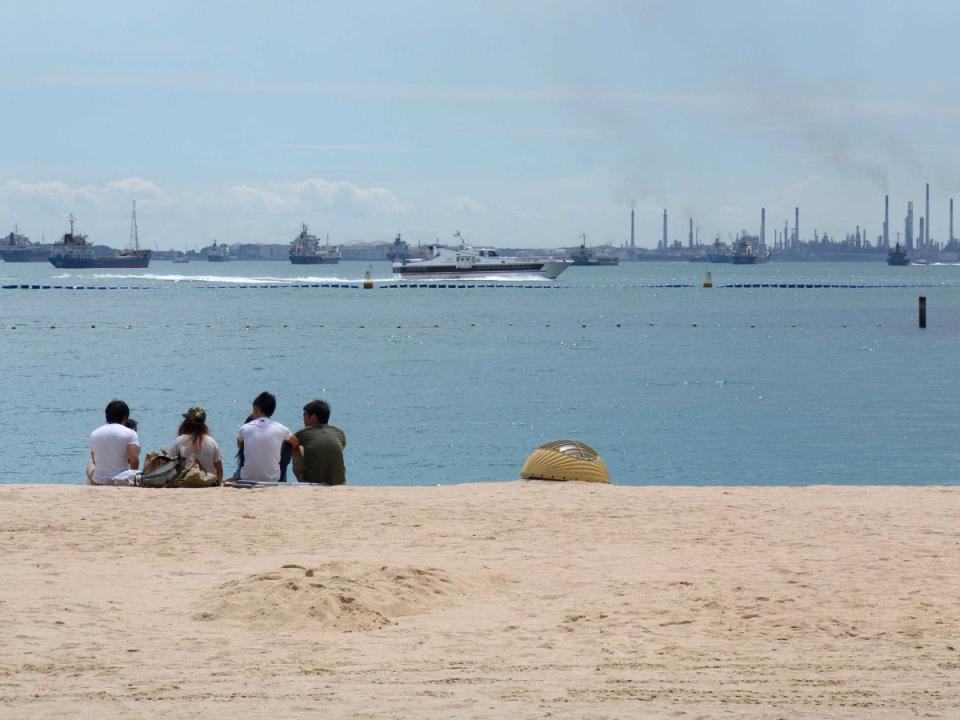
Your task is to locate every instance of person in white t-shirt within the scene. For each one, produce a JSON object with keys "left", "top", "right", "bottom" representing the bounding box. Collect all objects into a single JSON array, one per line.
[
  {"left": 87, "top": 400, "right": 140, "bottom": 485},
  {"left": 237, "top": 391, "right": 293, "bottom": 483},
  {"left": 170, "top": 405, "right": 224, "bottom": 485}
]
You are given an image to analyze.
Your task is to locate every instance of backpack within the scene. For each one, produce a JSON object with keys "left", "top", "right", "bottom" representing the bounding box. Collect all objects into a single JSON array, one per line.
[{"left": 140, "top": 451, "right": 181, "bottom": 488}]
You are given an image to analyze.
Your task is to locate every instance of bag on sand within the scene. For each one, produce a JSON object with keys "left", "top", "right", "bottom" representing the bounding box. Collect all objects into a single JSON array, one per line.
[
  {"left": 173, "top": 461, "right": 218, "bottom": 488},
  {"left": 140, "top": 451, "right": 181, "bottom": 488}
]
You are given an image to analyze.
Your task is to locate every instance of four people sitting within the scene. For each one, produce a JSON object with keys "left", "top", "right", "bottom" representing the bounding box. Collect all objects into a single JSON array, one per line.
[{"left": 88, "top": 392, "right": 346, "bottom": 487}]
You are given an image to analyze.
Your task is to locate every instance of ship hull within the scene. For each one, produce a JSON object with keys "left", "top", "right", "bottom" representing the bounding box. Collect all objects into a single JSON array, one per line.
[
  {"left": 0, "top": 249, "right": 51, "bottom": 262},
  {"left": 49, "top": 254, "right": 150, "bottom": 269},
  {"left": 571, "top": 257, "right": 619, "bottom": 266},
  {"left": 207, "top": 256, "right": 229, "bottom": 262},
  {"left": 395, "top": 260, "right": 571, "bottom": 280},
  {"left": 290, "top": 256, "right": 340, "bottom": 264}
]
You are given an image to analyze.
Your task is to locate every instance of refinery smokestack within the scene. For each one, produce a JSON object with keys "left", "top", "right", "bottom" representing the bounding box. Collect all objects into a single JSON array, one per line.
[
  {"left": 688, "top": 217, "right": 693, "bottom": 248},
  {"left": 883, "top": 194, "right": 889, "bottom": 248},
  {"left": 794, "top": 207, "right": 799, "bottom": 246},
  {"left": 951, "top": 198, "right": 955, "bottom": 244},
  {"left": 761, "top": 207, "right": 766, "bottom": 247},
  {"left": 906, "top": 201, "right": 914, "bottom": 251},
  {"left": 662, "top": 209, "right": 668, "bottom": 250},
  {"left": 630, "top": 208, "right": 635, "bottom": 248},
  {"left": 925, "top": 182, "right": 930, "bottom": 248}
]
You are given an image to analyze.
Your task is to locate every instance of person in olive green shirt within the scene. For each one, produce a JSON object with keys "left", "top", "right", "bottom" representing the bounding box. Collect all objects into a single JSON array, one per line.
[{"left": 289, "top": 399, "right": 346, "bottom": 485}]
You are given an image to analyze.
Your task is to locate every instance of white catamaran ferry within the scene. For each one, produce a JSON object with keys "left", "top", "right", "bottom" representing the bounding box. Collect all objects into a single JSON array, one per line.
[{"left": 392, "top": 232, "right": 572, "bottom": 280}]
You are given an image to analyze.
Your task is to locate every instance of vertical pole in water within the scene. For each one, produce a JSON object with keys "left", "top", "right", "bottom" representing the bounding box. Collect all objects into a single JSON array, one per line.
[{"left": 919, "top": 296, "right": 927, "bottom": 328}]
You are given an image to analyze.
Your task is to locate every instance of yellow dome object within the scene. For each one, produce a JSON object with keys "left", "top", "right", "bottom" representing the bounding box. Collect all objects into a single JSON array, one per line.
[{"left": 520, "top": 440, "right": 610, "bottom": 483}]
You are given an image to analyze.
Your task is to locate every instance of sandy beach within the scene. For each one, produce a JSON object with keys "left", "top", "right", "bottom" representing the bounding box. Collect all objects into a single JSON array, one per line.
[{"left": 1, "top": 482, "right": 958, "bottom": 719}]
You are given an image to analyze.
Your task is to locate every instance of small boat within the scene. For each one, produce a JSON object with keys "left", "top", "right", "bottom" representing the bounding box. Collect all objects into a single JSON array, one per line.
[
  {"left": 887, "top": 243, "right": 910, "bottom": 266},
  {"left": 49, "top": 206, "right": 152, "bottom": 269},
  {"left": 289, "top": 224, "right": 341, "bottom": 264},
  {"left": 392, "top": 232, "right": 572, "bottom": 280},
  {"left": 569, "top": 234, "right": 619, "bottom": 266},
  {"left": 171, "top": 253, "right": 190, "bottom": 264}
]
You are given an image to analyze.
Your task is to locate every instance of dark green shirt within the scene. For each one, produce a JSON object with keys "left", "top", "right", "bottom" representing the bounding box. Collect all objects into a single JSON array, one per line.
[{"left": 293, "top": 424, "right": 346, "bottom": 485}]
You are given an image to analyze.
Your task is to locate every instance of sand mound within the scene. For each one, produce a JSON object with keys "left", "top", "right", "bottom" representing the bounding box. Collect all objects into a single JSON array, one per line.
[{"left": 193, "top": 561, "right": 459, "bottom": 631}]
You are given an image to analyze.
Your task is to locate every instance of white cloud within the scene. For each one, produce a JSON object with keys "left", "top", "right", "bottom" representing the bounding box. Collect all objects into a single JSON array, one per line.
[
  {"left": 219, "top": 178, "right": 413, "bottom": 216},
  {"left": 448, "top": 195, "right": 487, "bottom": 214},
  {"left": 0, "top": 180, "right": 99, "bottom": 206},
  {"left": 105, "top": 177, "right": 170, "bottom": 202}
]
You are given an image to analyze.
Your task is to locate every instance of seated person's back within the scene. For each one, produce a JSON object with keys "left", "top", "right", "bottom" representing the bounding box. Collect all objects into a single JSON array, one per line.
[
  {"left": 237, "top": 392, "right": 291, "bottom": 483},
  {"left": 292, "top": 399, "right": 347, "bottom": 485},
  {"left": 295, "top": 424, "right": 346, "bottom": 485},
  {"left": 89, "top": 400, "right": 140, "bottom": 484}
]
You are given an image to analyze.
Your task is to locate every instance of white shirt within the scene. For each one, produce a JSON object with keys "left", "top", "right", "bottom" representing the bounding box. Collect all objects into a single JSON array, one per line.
[
  {"left": 90, "top": 423, "right": 140, "bottom": 483},
  {"left": 238, "top": 417, "right": 291, "bottom": 482},
  {"left": 171, "top": 434, "right": 222, "bottom": 474}
]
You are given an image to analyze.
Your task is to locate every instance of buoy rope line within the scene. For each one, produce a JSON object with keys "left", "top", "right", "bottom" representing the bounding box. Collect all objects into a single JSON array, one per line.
[{"left": 2, "top": 282, "right": 956, "bottom": 291}]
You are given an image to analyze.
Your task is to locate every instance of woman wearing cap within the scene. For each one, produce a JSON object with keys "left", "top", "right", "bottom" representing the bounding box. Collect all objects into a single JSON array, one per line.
[{"left": 170, "top": 406, "right": 223, "bottom": 485}]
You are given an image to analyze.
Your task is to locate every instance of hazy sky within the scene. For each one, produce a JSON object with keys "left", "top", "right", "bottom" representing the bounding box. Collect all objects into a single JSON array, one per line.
[{"left": 2, "top": 0, "right": 959, "bottom": 249}]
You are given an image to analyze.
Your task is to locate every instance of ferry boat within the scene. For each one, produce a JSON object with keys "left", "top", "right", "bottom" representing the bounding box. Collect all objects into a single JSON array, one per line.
[
  {"left": 289, "top": 224, "right": 340, "bottom": 264},
  {"left": 0, "top": 228, "right": 52, "bottom": 262},
  {"left": 49, "top": 206, "right": 151, "bottom": 269},
  {"left": 392, "top": 232, "right": 572, "bottom": 280},
  {"left": 569, "top": 234, "right": 619, "bottom": 266},
  {"left": 206, "top": 241, "right": 230, "bottom": 262},
  {"left": 887, "top": 243, "right": 910, "bottom": 266}
]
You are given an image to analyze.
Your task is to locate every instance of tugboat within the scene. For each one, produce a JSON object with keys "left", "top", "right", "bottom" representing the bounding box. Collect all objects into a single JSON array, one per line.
[
  {"left": 206, "top": 240, "right": 230, "bottom": 262},
  {"left": 0, "top": 227, "right": 52, "bottom": 262},
  {"left": 289, "top": 224, "right": 341, "bottom": 264},
  {"left": 569, "top": 234, "right": 619, "bottom": 266},
  {"left": 49, "top": 204, "right": 152, "bottom": 269},
  {"left": 393, "top": 231, "right": 572, "bottom": 280},
  {"left": 887, "top": 242, "right": 911, "bottom": 266}
]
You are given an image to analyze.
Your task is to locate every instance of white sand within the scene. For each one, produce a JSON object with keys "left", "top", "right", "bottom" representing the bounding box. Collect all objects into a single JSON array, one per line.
[{"left": 1, "top": 482, "right": 958, "bottom": 718}]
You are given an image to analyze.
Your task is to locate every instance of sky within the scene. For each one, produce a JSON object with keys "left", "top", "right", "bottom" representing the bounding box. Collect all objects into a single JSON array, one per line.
[{"left": 2, "top": 0, "right": 959, "bottom": 250}]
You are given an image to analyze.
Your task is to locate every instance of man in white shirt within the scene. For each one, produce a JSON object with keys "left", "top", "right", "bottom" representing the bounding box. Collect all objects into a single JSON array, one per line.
[
  {"left": 87, "top": 400, "right": 140, "bottom": 485},
  {"left": 237, "top": 391, "right": 293, "bottom": 483}
]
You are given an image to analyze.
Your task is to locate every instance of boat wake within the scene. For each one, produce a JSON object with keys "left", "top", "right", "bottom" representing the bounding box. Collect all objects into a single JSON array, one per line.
[{"left": 52, "top": 272, "right": 367, "bottom": 285}]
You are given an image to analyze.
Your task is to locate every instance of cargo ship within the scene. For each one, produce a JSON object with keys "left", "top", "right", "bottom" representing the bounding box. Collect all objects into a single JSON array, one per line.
[
  {"left": 289, "top": 224, "right": 340, "bottom": 264},
  {"left": 569, "top": 235, "right": 619, "bottom": 266},
  {"left": 887, "top": 243, "right": 910, "bottom": 266},
  {"left": 206, "top": 241, "right": 230, "bottom": 262},
  {"left": 0, "top": 228, "right": 52, "bottom": 262},
  {"left": 48, "top": 207, "right": 151, "bottom": 269}
]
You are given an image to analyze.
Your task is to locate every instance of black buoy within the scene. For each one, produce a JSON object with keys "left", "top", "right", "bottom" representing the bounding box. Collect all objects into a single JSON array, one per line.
[{"left": 919, "top": 295, "right": 927, "bottom": 329}]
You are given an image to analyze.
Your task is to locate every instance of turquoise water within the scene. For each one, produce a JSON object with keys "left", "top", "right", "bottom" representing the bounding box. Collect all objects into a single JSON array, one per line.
[{"left": 2, "top": 259, "right": 959, "bottom": 485}]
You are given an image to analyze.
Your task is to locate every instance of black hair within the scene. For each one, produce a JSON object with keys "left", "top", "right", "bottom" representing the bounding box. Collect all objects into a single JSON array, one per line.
[
  {"left": 235, "top": 414, "right": 255, "bottom": 464},
  {"left": 178, "top": 416, "right": 209, "bottom": 450},
  {"left": 253, "top": 391, "right": 276, "bottom": 417},
  {"left": 124, "top": 418, "right": 138, "bottom": 431},
  {"left": 105, "top": 400, "right": 130, "bottom": 424},
  {"left": 302, "top": 399, "right": 331, "bottom": 424}
]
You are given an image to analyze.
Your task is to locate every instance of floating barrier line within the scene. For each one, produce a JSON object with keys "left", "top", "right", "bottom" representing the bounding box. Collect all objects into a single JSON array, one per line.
[{"left": 4, "top": 281, "right": 959, "bottom": 291}]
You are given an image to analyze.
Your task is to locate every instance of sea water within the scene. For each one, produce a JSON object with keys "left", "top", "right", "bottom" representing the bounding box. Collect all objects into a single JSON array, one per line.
[{"left": 2, "top": 260, "right": 959, "bottom": 486}]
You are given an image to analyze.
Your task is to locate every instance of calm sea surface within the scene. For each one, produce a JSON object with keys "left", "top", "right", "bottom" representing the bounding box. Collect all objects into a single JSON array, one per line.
[{"left": 2, "top": 259, "right": 959, "bottom": 486}]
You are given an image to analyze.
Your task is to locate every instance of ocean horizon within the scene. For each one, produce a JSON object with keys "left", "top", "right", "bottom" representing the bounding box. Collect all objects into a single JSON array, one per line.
[{"left": 2, "top": 259, "right": 958, "bottom": 486}]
